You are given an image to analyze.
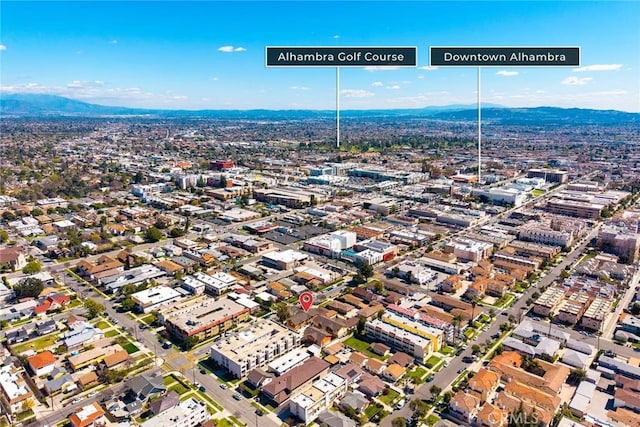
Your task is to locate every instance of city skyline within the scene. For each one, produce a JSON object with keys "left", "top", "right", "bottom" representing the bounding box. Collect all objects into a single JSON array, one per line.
[{"left": 1, "top": 1, "right": 639, "bottom": 111}]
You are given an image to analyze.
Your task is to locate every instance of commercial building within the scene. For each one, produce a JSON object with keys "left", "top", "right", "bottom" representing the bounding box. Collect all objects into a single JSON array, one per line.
[
  {"left": 210, "top": 318, "right": 302, "bottom": 379},
  {"left": 546, "top": 198, "right": 604, "bottom": 219},
  {"left": 163, "top": 296, "right": 250, "bottom": 344},
  {"left": 527, "top": 169, "right": 568, "bottom": 184},
  {"left": 262, "top": 249, "right": 308, "bottom": 270},
  {"left": 518, "top": 223, "right": 574, "bottom": 248},
  {"left": 598, "top": 224, "right": 640, "bottom": 264},
  {"left": 131, "top": 285, "right": 182, "bottom": 313}
]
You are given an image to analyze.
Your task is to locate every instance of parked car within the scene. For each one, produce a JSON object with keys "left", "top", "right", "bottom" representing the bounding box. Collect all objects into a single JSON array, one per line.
[
  {"left": 220, "top": 383, "right": 228, "bottom": 390},
  {"left": 233, "top": 393, "right": 242, "bottom": 400},
  {"left": 427, "top": 376, "right": 435, "bottom": 382}
]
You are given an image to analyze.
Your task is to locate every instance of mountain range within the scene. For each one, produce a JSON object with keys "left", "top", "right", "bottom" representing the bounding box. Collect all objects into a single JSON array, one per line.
[{"left": 1, "top": 93, "right": 638, "bottom": 125}]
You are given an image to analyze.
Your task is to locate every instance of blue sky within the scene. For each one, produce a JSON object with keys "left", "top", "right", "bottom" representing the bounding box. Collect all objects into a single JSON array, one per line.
[{"left": 1, "top": 1, "right": 639, "bottom": 111}]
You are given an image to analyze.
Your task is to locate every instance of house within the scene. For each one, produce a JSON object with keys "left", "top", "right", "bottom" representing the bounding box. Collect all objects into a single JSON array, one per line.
[
  {"left": 340, "top": 391, "right": 369, "bottom": 413},
  {"left": 388, "top": 352, "right": 414, "bottom": 368},
  {"left": 34, "top": 293, "right": 71, "bottom": 315},
  {"left": 64, "top": 321, "right": 104, "bottom": 350},
  {"left": 45, "top": 374, "right": 77, "bottom": 395},
  {"left": 382, "top": 364, "right": 406, "bottom": 383},
  {"left": 103, "top": 350, "right": 129, "bottom": 369},
  {"left": 357, "top": 372, "right": 386, "bottom": 397},
  {"left": 149, "top": 390, "right": 180, "bottom": 415},
  {"left": 35, "top": 318, "right": 57, "bottom": 336},
  {"left": 77, "top": 371, "right": 99, "bottom": 389},
  {"left": 365, "top": 358, "right": 386, "bottom": 375},
  {"left": 450, "top": 391, "right": 480, "bottom": 423},
  {"left": 477, "top": 403, "right": 507, "bottom": 427},
  {"left": 70, "top": 401, "right": 106, "bottom": 427},
  {"left": 127, "top": 374, "right": 167, "bottom": 402},
  {"left": 27, "top": 351, "right": 57, "bottom": 376},
  {"left": 246, "top": 368, "right": 274, "bottom": 389},
  {"left": 469, "top": 369, "right": 500, "bottom": 402},
  {"left": 0, "top": 248, "right": 27, "bottom": 271}
]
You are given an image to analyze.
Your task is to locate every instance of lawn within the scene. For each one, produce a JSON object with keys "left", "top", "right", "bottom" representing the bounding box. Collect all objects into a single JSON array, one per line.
[
  {"left": 213, "top": 419, "right": 235, "bottom": 427},
  {"left": 532, "top": 189, "right": 546, "bottom": 197},
  {"left": 439, "top": 346, "right": 454, "bottom": 356},
  {"left": 378, "top": 388, "right": 399, "bottom": 405},
  {"left": 123, "top": 343, "right": 139, "bottom": 354},
  {"left": 464, "top": 328, "right": 476, "bottom": 339},
  {"left": 425, "top": 355, "right": 442, "bottom": 369},
  {"left": 168, "top": 382, "right": 188, "bottom": 395},
  {"left": 104, "top": 330, "right": 120, "bottom": 338},
  {"left": 12, "top": 334, "right": 60, "bottom": 354},
  {"left": 343, "top": 336, "right": 388, "bottom": 360},
  {"left": 95, "top": 321, "right": 111, "bottom": 330},
  {"left": 495, "top": 294, "right": 516, "bottom": 308},
  {"left": 364, "top": 404, "right": 382, "bottom": 419},
  {"left": 407, "top": 366, "right": 428, "bottom": 382},
  {"left": 140, "top": 314, "right": 156, "bottom": 325},
  {"left": 426, "top": 414, "right": 441, "bottom": 426}
]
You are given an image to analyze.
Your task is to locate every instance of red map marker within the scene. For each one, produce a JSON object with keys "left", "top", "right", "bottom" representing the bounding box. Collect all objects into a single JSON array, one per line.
[{"left": 299, "top": 292, "right": 314, "bottom": 312}]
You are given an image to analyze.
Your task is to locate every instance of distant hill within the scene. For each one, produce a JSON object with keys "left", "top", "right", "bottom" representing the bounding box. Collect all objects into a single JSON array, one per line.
[{"left": 1, "top": 93, "right": 638, "bottom": 125}]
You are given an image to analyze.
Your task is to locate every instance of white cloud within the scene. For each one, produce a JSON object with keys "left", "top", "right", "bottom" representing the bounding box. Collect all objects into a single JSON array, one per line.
[
  {"left": 340, "top": 89, "right": 374, "bottom": 98},
  {"left": 66, "top": 80, "right": 105, "bottom": 89},
  {"left": 371, "top": 81, "right": 384, "bottom": 87},
  {"left": 419, "top": 66, "right": 438, "bottom": 71},
  {"left": 387, "top": 85, "right": 401, "bottom": 90},
  {"left": 290, "top": 86, "right": 310, "bottom": 91},
  {"left": 210, "top": 77, "right": 219, "bottom": 81},
  {"left": 573, "top": 64, "right": 622, "bottom": 72},
  {"left": 333, "top": 35, "right": 340, "bottom": 39},
  {"left": 562, "top": 76, "right": 593, "bottom": 86},
  {"left": 417, "top": 75, "right": 425, "bottom": 79},
  {"left": 363, "top": 66, "right": 400, "bottom": 71},
  {"left": 496, "top": 70, "right": 518, "bottom": 76},
  {"left": 0, "top": 44, "right": 6, "bottom": 51},
  {"left": 110, "top": 40, "right": 118, "bottom": 44},
  {"left": 218, "top": 45, "right": 246, "bottom": 53}
]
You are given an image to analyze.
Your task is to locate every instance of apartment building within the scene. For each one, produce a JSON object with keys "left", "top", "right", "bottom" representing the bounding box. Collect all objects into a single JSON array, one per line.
[{"left": 210, "top": 319, "right": 302, "bottom": 379}]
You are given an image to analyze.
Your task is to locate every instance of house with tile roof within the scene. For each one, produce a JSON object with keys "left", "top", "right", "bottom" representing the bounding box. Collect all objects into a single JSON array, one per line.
[
  {"left": 27, "top": 350, "right": 57, "bottom": 377},
  {"left": 450, "top": 391, "right": 481, "bottom": 423},
  {"left": 469, "top": 368, "right": 500, "bottom": 402},
  {"left": 70, "top": 401, "right": 106, "bottom": 427}
]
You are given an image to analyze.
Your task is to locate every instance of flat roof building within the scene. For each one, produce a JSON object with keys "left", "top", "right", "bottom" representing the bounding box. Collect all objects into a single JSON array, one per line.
[
  {"left": 210, "top": 318, "right": 302, "bottom": 379},
  {"left": 164, "top": 296, "right": 250, "bottom": 343}
]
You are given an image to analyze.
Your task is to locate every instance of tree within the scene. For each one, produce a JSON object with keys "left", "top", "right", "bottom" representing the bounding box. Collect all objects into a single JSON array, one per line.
[
  {"left": 567, "top": 369, "right": 587, "bottom": 385},
  {"left": 442, "top": 390, "right": 454, "bottom": 405},
  {"left": 451, "top": 313, "right": 463, "bottom": 345},
  {"left": 13, "top": 277, "right": 44, "bottom": 298},
  {"left": 22, "top": 260, "right": 42, "bottom": 275},
  {"left": 357, "top": 317, "right": 367, "bottom": 335},
  {"left": 275, "top": 303, "right": 290, "bottom": 323},
  {"left": 391, "top": 418, "right": 407, "bottom": 427},
  {"left": 121, "top": 297, "right": 136, "bottom": 312},
  {"left": 430, "top": 385, "right": 442, "bottom": 397},
  {"left": 145, "top": 226, "right": 163, "bottom": 242},
  {"left": 489, "top": 308, "right": 496, "bottom": 318},
  {"left": 472, "top": 344, "right": 481, "bottom": 355},
  {"left": 185, "top": 335, "right": 200, "bottom": 350},
  {"left": 0, "top": 230, "right": 8, "bottom": 243},
  {"left": 84, "top": 298, "right": 105, "bottom": 319},
  {"left": 169, "top": 227, "right": 185, "bottom": 238},
  {"left": 359, "top": 262, "right": 374, "bottom": 279}
]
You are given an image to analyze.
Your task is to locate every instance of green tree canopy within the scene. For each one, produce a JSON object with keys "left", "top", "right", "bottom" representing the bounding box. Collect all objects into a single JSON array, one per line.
[{"left": 13, "top": 277, "right": 44, "bottom": 298}]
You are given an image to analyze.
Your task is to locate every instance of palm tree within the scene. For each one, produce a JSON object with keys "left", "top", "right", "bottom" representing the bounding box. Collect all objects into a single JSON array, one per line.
[
  {"left": 452, "top": 313, "right": 464, "bottom": 345},
  {"left": 470, "top": 297, "right": 479, "bottom": 326}
]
